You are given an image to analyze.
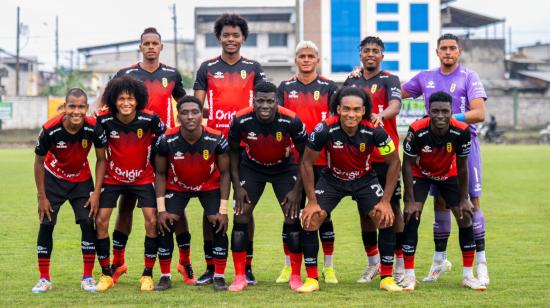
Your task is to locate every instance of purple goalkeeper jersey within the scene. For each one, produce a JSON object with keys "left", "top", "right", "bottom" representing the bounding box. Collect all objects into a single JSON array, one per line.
[{"left": 402, "top": 66, "right": 487, "bottom": 136}]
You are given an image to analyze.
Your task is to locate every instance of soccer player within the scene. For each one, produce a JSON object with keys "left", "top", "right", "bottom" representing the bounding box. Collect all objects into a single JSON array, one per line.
[
  {"left": 194, "top": 13, "right": 267, "bottom": 286},
  {"left": 400, "top": 91, "right": 485, "bottom": 291},
  {"left": 32, "top": 88, "right": 107, "bottom": 293},
  {"left": 111, "top": 27, "right": 195, "bottom": 285},
  {"left": 343, "top": 36, "right": 405, "bottom": 284},
  {"left": 402, "top": 33, "right": 489, "bottom": 285},
  {"left": 300, "top": 87, "right": 402, "bottom": 293},
  {"left": 227, "top": 81, "right": 308, "bottom": 292},
  {"left": 153, "top": 96, "right": 231, "bottom": 291},
  {"left": 94, "top": 75, "right": 166, "bottom": 292},
  {"left": 276, "top": 40, "right": 339, "bottom": 284}
]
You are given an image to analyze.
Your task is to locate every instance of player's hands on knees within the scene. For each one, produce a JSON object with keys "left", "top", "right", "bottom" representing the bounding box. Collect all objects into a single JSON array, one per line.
[
  {"left": 234, "top": 187, "right": 252, "bottom": 216},
  {"left": 458, "top": 199, "right": 474, "bottom": 220},
  {"left": 301, "top": 202, "right": 324, "bottom": 229},
  {"left": 84, "top": 191, "right": 100, "bottom": 219},
  {"left": 211, "top": 213, "right": 229, "bottom": 234},
  {"left": 157, "top": 211, "right": 174, "bottom": 235},
  {"left": 404, "top": 201, "right": 423, "bottom": 223},
  {"left": 37, "top": 195, "right": 54, "bottom": 223},
  {"left": 282, "top": 189, "right": 302, "bottom": 220},
  {"left": 370, "top": 200, "right": 394, "bottom": 228}
]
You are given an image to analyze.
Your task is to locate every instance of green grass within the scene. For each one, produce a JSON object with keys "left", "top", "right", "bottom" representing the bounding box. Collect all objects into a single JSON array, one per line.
[{"left": 0, "top": 145, "right": 549, "bottom": 307}]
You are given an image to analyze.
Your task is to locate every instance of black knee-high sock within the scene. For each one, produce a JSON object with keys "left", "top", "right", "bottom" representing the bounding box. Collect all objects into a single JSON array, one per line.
[
  {"left": 95, "top": 237, "right": 111, "bottom": 276},
  {"left": 459, "top": 225, "right": 476, "bottom": 269},
  {"left": 158, "top": 226, "right": 175, "bottom": 276},
  {"left": 301, "top": 230, "right": 319, "bottom": 279},
  {"left": 80, "top": 220, "right": 96, "bottom": 278},
  {"left": 37, "top": 224, "right": 54, "bottom": 280},
  {"left": 403, "top": 215, "right": 421, "bottom": 271},
  {"left": 319, "top": 219, "right": 335, "bottom": 256},
  {"left": 143, "top": 236, "right": 158, "bottom": 277},
  {"left": 212, "top": 225, "right": 228, "bottom": 277},
  {"left": 378, "top": 227, "right": 396, "bottom": 279}
]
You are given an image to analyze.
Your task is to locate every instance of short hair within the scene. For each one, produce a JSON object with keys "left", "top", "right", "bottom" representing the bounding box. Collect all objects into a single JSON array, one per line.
[
  {"left": 437, "top": 33, "right": 459, "bottom": 47},
  {"left": 360, "top": 36, "right": 385, "bottom": 52},
  {"left": 65, "top": 88, "right": 87, "bottom": 103},
  {"left": 214, "top": 13, "right": 249, "bottom": 40},
  {"left": 254, "top": 81, "right": 277, "bottom": 94},
  {"left": 428, "top": 91, "right": 453, "bottom": 108},
  {"left": 330, "top": 87, "right": 372, "bottom": 120},
  {"left": 141, "top": 27, "right": 161, "bottom": 42},
  {"left": 295, "top": 40, "right": 319, "bottom": 55},
  {"left": 176, "top": 95, "right": 203, "bottom": 112},
  {"left": 102, "top": 75, "right": 149, "bottom": 113}
]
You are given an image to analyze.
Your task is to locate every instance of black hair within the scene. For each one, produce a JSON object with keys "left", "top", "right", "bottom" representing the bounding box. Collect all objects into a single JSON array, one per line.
[
  {"left": 329, "top": 87, "right": 372, "bottom": 120},
  {"left": 359, "top": 36, "right": 385, "bottom": 52},
  {"left": 141, "top": 27, "right": 161, "bottom": 42},
  {"left": 254, "top": 81, "right": 277, "bottom": 94},
  {"left": 176, "top": 95, "right": 203, "bottom": 112},
  {"left": 437, "top": 33, "right": 459, "bottom": 47},
  {"left": 102, "top": 75, "right": 149, "bottom": 113},
  {"left": 428, "top": 91, "right": 453, "bottom": 108},
  {"left": 65, "top": 88, "right": 87, "bottom": 103},
  {"left": 214, "top": 13, "right": 249, "bottom": 40}
]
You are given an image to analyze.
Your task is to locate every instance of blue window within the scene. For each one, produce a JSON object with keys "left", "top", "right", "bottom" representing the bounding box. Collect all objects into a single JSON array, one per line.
[
  {"left": 410, "top": 42, "right": 429, "bottom": 70},
  {"left": 384, "top": 42, "right": 399, "bottom": 53},
  {"left": 376, "top": 21, "right": 399, "bottom": 32},
  {"left": 245, "top": 33, "right": 257, "bottom": 47},
  {"left": 410, "top": 3, "right": 429, "bottom": 32},
  {"left": 381, "top": 60, "right": 399, "bottom": 71},
  {"left": 376, "top": 3, "right": 398, "bottom": 13},
  {"left": 205, "top": 33, "right": 218, "bottom": 47},
  {"left": 331, "top": 0, "right": 361, "bottom": 73}
]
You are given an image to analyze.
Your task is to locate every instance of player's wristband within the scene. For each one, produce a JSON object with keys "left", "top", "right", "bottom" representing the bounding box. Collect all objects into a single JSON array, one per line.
[
  {"left": 156, "top": 197, "right": 166, "bottom": 212},
  {"left": 219, "top": 199, "right": 229, "bottom": 215},
  {"left": 453, "top": 113, "right": 466, "bottom": 122}
]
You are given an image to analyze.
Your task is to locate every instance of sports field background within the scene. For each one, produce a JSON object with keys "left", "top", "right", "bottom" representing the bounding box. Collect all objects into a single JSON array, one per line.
[{"left": 0, "top": 145, "right": 549, "bottom": 306}]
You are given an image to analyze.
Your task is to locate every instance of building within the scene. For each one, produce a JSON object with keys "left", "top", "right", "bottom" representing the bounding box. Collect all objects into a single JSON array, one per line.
[
  {"left": 194, "top": 6, "right": 297, "bottom": 85},
  {"left": 0, "top": 48, "right": 40, "bottom": 97}
]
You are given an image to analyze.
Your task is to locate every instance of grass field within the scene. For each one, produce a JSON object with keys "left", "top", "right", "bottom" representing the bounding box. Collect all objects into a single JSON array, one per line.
[{"left": 0, "top": 145, "right": 549, "bottom": 307}]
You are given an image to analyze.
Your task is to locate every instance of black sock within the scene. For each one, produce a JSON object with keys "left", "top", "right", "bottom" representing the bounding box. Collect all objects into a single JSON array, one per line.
[
  {"left": 378, "top": 227, "right": 396, "bottom": 279},
  {"left": 143, "top": 236, "right": 157, "bottom": 277},
  {"left": 301, "top": 230, "right": 319, "bottom": 279},
  {"left": 95, "top": 237, "right": 111, "bottom": 276},
  {"left": 203, "top": 240, "right": 214, "bottom": 271}
]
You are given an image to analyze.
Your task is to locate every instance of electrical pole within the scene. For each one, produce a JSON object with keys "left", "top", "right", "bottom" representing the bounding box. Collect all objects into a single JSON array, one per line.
[
  {"left": 15, "top": 6, "right": 20, "bottom": 96},
  {"left": 55, "top": 15, "right": 59, "bottom": 69},
  {"left": 172, "top": 4, "right": 178, "bottom": 69}
]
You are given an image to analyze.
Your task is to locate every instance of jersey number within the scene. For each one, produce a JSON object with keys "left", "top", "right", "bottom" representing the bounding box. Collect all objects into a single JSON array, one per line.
[{"left": 370, "top": 184, "right": 384, "bottom": 197}]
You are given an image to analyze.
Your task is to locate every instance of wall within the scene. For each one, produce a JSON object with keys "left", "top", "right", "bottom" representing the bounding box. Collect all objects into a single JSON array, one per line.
[
  {"left": 1, "top": 96, "right": 48, "bottom": 129},
  {"left": 485, "top": 92, "right": 550, "bottom": 129},
  {"left": 460, "top": 39, "right": 506, "bottom": 80}
]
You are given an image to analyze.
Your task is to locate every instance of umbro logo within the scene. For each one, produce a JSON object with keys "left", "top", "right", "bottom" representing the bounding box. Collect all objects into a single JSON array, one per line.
[
  {"left": 174, "top": 151, "right": 185, "bottom": 160},
  {"left": 333, "top": 141, "right": 344, "bottom": 149},
  {"left": 56, "top": 141, "right": 67, "bottom": 148},
  {"left": 214, "top": 71, "right": 225, "bottom": 79},
  {"left": 288, "top": 90, "right": 299, "bottom": 99},
  {"left": 110, "top": 131, "right": 120, "bottom": 139},
  {"left": 247, "top": 132, "right": 258, "bottom": 140},
  {"left": 427, "top": 81, "right": 435, "bottom": 89},
  {"left": 165, "top": 193, "right": 174, "bottom": 199},
  {"left": 422, "top": 145, "right": 432, "bottom": 153}
]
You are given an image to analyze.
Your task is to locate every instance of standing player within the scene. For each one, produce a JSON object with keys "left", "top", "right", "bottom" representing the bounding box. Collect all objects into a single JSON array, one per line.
[
  {"left": 276, "top": 40, "right": 339, "bottom": 284},
  {"left": 227, "top": 82, "right": 308, "bottom": 292},
  {"left": 400, "top": 91, "right": 485, "bottom": 291},
  {"left": 343, "top": 36, "right": 405, "bottom": 284},
  {"left": 94, "top": 76, "right": 166, "bottom": 292},
  {"left": 194, "top": 13, "right": 267, "bottom": 286},
  {"left": 111, "top": 27, "right": 195, "bottom": 285},
  {"left": 154, "top": 96, "right": 230, "bottom": 291},
  {"left": 32, "top": 88, "right": 107, "bottom": 293},
  {"left": 299, "top": 87, "right": 402, "bottom": 293},
  {"left": 402, "top": 33, "right": 489, "bottom": 285}
]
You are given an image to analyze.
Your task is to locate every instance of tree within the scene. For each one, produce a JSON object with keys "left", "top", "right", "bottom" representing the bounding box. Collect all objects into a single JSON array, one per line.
[{"left": 41, "top": 67, "right": 91, "bottom": 96}]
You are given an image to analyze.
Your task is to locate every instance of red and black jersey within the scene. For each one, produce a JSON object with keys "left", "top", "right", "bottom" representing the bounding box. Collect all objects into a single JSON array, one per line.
[
  {"left": 228, "top": 106, "right": 308, "bottom": 167},
  {"left": 344, "top": 70, "right": 401, "bottom": 163},
  {"left": 155, "top": 126, "right": 229, "bottom": 192},
  {"left": 96, "top": 109, "right": 165, "bottom": 185},
  {"left": 277, "top": 75, "right": 338, "bottom": 166},
  {"left": 193, "top": 56, "right": 266, "bottom": 138},
  {"left": 115, "top": 63, "right": 186, "bottom": 128},
  {"left": 35, "top": 114, "right": 107, "bottom": 182},
  {"left": 403, "top": 117, "right": 471, "bottom": 181},
  {"left": 307, "top": 116, "right": 396, "bottom": 181}
]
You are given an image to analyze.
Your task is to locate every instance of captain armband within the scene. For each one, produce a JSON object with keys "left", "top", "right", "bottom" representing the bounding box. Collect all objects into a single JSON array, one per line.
[{"left": 378, "top": 139, "right": 396, "bottom": 156}]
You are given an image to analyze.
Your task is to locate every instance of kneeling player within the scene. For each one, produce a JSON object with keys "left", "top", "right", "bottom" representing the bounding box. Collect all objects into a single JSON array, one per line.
[
  {"left": 94, "top": 76, "right": 166, "bottom": 292},
  {"left": 300, "top": 87, "right": 402, "bottom": 293},
  {"left": 32, "top": 88, "right": 107, "bottom": 293},
  {"left": 154, "top": 96, "right": 230, "bottom": 291},
  {"left": 400, "top": 91, "right": 485, "bottom": 291},
  {"left": 228, "top": 82, "right": 308, "bottom": 292}
]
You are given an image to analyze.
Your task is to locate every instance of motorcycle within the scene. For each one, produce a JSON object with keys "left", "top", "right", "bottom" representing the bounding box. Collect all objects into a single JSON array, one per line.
[{"left": 539, "top": 124, "right": 550, "bottom": 144}]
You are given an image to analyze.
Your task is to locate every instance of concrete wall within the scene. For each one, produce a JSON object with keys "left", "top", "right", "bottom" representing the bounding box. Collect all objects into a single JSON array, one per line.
[
  {"left": 1, "top": 96, "right": 48, "bottom": 129},
  {"left": 460, "top": 39, "right": 506, "bottom": 80},
  {"left": 485, "top": 93, "right": 550, "bottom": 129}
]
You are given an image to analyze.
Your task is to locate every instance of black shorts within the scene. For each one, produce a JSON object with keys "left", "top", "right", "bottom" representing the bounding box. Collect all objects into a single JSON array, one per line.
[
  {"left": 316, "top": 172, "right": 383, "bottom": 216},
  {"left": 166, "top": 189, "right": 220, "bottom": 216},
  {"left": 413, "top": 177, "right": 460, "bottom": 208},
  {"left": 372, "top": 162, "right": 401, "bottom": 202},
  {"left": 239, "top": 161, "right": 297, "bottom": 205},
  {"left": 43, "top": 171, "right": 93, "bottom": 225},
  {"left": 99, "top": 183, "right": 156, "bottom": 208},
  {"left": 300, "top": 165, "right": 324, "bottom": 209}
]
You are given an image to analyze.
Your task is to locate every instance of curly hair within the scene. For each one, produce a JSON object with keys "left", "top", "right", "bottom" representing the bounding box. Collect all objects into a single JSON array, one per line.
[
  {"left": 214, "top": 13, "right": 249, "bottom": 40},
  {"left": 329, "top": 86, "right": 372, "bottom": 120},
  {"left": 102, "top": 75, "right": 149, "bottom": 113}
]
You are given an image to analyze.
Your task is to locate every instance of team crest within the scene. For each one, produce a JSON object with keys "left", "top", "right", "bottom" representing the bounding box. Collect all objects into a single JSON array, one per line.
[
  {"left": 162, "top": 77, "right": 168, "bottom": 88},
  {"left": 450, "top": 83, "right": 456, "bottom": 93},
  {"left": 371, "top": 84, "right": 377, "bottom": 94},
  {"left": 446, "top": 142, "right": 453, "bottom": 153},
  {"left": 314, "top": 90, "right": 320, "bottom": 101},
  {"left": 203, "top": 150, "right": 209, "bottom": 160},
  {"left": 359, "top": 143, "right": 366, "bottom": 152},
  {"left": 276, "top": 132, "right": 283, "bottom": 142},
  {"left": 82, "top": 139, "right": 88, "bottom": 148},
  {"left": 240, "top": 70, "right": 247, "bottom": 79},
  {"left": 137, "top": 128, "right": 143, "bottom": 139}
]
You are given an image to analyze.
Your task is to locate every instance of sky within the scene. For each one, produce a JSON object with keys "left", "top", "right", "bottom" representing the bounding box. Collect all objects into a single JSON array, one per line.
[{"left": 1, "top": 0, "right": 549, "bottom": 71}]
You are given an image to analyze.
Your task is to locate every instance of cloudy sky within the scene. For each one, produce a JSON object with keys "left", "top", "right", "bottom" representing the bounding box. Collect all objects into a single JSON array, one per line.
[{"left": 1, "top": 0, "right": 548, "bottom": 70}]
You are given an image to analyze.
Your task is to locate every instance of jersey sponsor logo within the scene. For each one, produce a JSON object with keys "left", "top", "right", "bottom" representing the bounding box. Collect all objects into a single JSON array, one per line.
[
  {"left": 162, "top": 77, "right": 168, "bottom": 88},
  {"left": 450, "top": 129, "right": 461, "bottom": 135},
  {"left": 214, "top": 109, "right": 236, "bottom": 121},
  {"left": 56, "top": 141, "right": 67, "bottom": 149},
  {"left": 82, "top": 139, "right": 88, "bottom": 148},
  {"left": 333, "top": 140, "right": 344, "bottom": 149},
  {"left": 314, "top": 123, "right": 324, "bottom": 133},
  {"left": 450, "top": 83, "right": 456, "bottom": 93},
  {"left": 314, "top": 90, "right": 320, "bottom": 101},
  {"left": 289, "top": 90, "right": 299, "bottom": 99},
  {"left": 203, "top": 149, "right": 209, "bottom": 160},
  {"left": 137, "top": 128, "right": 143, "bottom": 139},
  {"left": 174, "top": 151, "right": 185, "bottom": 160},
  {"left": 360, "top": 129, "right": 373, "bottom": 135},
  {"left": 125, "top": 68, "right": 139, "bottom": 74},
  {"left": 137, "top": 116, "right": 152, "bottom": 122},
  {"left": 84, "top": 126, "right": 94, "bottom": 132},
  {"left": 242, "top": 60, "right": 254, "bottom": 65},
  {"left": 49, "top": 127, "right": 62, "bottom": 136},
  {"left": 240, "top": 70, "right": 247, "bottom": 79},
  {"left": 359, "top": 143, "right": 366, "bottom": 152},
  {"left": 114, "top": 166, "right": 143, "bottom": 182},
  {"left": 418, "top": 131, "right": 428, "bottom": 137},
  {"left": 370, "top": 84, "right": 377, "bottom": 94},
  {"left": 329, "top": 126, "right": 340, "bottom": 133},
  {"left": 207, "top": 59, "right": 220, "bottom": 66},
  {"left": 427, "top": 81, "right": 436, "bottom": 89},
  {"left": 214, "top": 71, "right": 225, "bottom": 79},
  {"left": 276, "top": 131, "right": 283, "bottom": 142},
  {"left": 446, "top": 142, "right": 453, "bottom": 153},
  {"left": 278, "top": 118, "right": 290, "bottom": 124},
  {"left": 110, "top": 131, "right": 120, "bottom": 139},
  {"left": 422, "top": 145, "right": 432, "bottom": 153},
  {"left": 390, "top": 87, "right": 402, "bottom": 97},
  {"left": 161, "top": 67, "right": 176, "bottom": 73},
  {"left": 247, "top": 132, "right": 258, "bottom": 140},
  {"left": 317, "top": 79, "right": 329, "bottom": 85},
  {"left": 167, "top": 136, "right": 178, "bottom": 143}
]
